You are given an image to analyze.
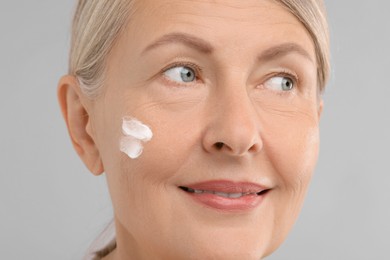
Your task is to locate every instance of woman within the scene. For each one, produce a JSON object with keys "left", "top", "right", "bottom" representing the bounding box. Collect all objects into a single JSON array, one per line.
[{"left": 58, "top": 0, "right": 330, "bottom": 259}]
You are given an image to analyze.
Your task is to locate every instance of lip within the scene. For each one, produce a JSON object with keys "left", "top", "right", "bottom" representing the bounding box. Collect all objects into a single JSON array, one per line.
[{"left": 179, "top": 180, "right": 271, "bottom": 212}]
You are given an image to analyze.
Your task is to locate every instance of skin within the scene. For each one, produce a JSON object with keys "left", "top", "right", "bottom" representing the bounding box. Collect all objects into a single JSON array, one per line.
[{"left": 58, "top": 0, "right": 323, "bottom": 259}]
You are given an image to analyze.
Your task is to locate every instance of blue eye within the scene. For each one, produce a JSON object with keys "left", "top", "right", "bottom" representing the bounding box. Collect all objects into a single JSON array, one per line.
[
  {"left": 264, "top": 76, "right": 295, "bottom": 91},
  {"left": 163, "top": 66, "right": 196, "bottom": 83}
]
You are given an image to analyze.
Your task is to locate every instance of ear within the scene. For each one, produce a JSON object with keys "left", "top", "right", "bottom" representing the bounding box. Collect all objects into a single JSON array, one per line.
[
  {"left": 57, "top": 75, "right": 104, "bottom": 176},
  {"left": 318, "top": 99, "right": 324, "bottom": 119}
]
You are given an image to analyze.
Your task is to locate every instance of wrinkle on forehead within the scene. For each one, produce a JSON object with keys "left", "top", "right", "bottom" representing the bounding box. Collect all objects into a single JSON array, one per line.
[
  {"left": 124, "top": 0, "right": 313, "bottom": 59},
  {"left": 133, "top": 0, "right": 298, "bottom": 25}
]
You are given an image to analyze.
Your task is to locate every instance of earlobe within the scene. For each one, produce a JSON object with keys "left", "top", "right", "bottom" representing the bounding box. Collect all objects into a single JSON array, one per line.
[{"left": 57, "top": 75, "right": 104, "bottom": 176}]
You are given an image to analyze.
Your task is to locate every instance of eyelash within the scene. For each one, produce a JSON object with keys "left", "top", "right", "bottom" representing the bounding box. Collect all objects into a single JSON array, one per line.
[
  {"left": 267, "top": 70, "right": 298, "bottom": 84},
  {"left": 161, "top": 61, "right": 203, "bottom": 86},
  {"left": 261, "top": 70, "right": 300, "bottom": 96},
  {"left": 160, "top": 62, "right": 299, "bottom": 94}
]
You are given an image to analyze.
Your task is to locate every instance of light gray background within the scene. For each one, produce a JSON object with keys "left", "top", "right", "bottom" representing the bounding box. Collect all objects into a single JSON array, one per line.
[{"left": 1, "top": 1, "right": 389, "bottom": 259}]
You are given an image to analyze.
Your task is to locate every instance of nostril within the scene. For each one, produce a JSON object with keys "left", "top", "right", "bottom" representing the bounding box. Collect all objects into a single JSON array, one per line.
[{"left": 215, "top": 142, "right": 224, "bottom": 150}]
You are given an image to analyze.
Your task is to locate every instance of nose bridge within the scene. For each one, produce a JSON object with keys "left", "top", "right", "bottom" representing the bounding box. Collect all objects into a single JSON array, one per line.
[
  {"left": 204, "top": 76, "right": 263, "bottom": 156},
  {"left": 219, "top": 86, "right": 256, "bottom": 129}
]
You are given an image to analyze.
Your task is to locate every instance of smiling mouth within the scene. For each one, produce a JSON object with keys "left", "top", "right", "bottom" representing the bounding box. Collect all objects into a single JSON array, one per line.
[
  {"left": 178, "top": 180, "right": 271, "bottom": 211},
  {"left": 179, "top": 186, "right": 270, "bottom": 199}
]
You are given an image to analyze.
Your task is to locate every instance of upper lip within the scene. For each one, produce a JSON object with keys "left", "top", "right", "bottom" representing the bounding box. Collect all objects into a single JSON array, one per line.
[{"left": 178, "top": 180, "right": 270, "bottom": 194}]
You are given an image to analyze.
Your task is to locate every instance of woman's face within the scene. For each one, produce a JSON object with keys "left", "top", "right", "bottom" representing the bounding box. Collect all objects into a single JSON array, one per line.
[{"left": 90, "top": 0, "right": 321, "bottom": 258}]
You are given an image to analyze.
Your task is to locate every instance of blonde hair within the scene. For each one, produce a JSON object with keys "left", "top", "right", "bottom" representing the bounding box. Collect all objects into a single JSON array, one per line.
[
  {"left": 69, "top": 0, "right": 133, "bottom": 98},
  {"left": 276, "top": 0, "right": 330, "bottom": 94},
  {"left": 69, "top": 0, "right": 330, "bottom": 99}
]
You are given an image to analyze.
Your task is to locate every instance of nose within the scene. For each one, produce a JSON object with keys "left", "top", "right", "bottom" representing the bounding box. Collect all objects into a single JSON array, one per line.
[{"left": 202, "top": 89, "right": 263, "bottom": 157}]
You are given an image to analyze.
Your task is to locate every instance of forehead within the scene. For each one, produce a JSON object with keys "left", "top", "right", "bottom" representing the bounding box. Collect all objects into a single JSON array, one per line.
[
  {"left": 135, "top": 0, "right": 289, "bottom": 19},
  {"left": 120, "top": 0, "right": 315, "bottom": 61}
]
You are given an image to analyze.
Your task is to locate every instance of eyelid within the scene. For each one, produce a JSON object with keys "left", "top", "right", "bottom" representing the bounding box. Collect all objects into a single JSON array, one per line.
[
  {"left": 162, "top": 61, "right": 203, "bottom": 78},
  {"left": 158, "top": 61, "right": 203, "bottom": 87},
  {"left": 266, "top": 69, "right": 299, "bottom": 84},
  {"left": 257, "top": 69, "right": 300, "bottom": 96}
]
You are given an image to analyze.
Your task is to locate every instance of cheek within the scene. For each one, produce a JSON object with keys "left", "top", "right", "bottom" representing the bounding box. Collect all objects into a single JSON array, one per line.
[
  {"left": 111, "top": 112, "right": 203, "bottom": 245},
  {"left": 125, "top": 113, "right": 201, "bottom": 183},
  {"left": 262, "top": 110, "right": 320, "bottom": 192},
  {"left": 260, "top": 112, "right": 319, "bottom": 249}
]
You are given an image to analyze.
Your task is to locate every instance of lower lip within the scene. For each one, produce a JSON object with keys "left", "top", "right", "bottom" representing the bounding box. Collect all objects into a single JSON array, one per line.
[{"left": 181, "top": 190, "right": 268, "bottom": 212}]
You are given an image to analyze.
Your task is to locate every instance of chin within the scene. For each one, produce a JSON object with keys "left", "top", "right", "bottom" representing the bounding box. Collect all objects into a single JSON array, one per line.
[
  {"left": 164, "top": 222, "right": 280, "bottom": 260},
  {"left": 175, "top": 239, "right": 269, "bottom": 260}
]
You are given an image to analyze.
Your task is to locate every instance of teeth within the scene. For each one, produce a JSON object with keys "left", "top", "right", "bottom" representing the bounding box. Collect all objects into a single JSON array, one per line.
[
  {"left": 228, "top": 193, "right": 244, "bottom": 198},
  {"left": 214, "top": 191, "right": 229, "bottom": 197},
  {"left": 213, "top": 191, "right": 244, "bottom": 198},
  {"left": 180, "top": 186, "right": 265, "bottom": 198},
  {"left": 229, "top": 193, "right": 244, "bottom": 199}
]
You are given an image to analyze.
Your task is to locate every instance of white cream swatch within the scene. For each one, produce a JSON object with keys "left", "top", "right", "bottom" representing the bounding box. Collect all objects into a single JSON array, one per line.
[{"left": 120, "top": 117, "right": 153, "bottom": 159}]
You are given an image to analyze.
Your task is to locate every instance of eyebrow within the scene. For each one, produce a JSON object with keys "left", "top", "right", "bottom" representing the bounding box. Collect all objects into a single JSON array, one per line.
[
  {"left": 142, "top": 32, "right": 214, "bottom": 54},
  {"left": 257, "top": 43, "right": 314, "bottom": 63},
  {"left": 142, "top": 32, "right": 313, "bottom": 63}
]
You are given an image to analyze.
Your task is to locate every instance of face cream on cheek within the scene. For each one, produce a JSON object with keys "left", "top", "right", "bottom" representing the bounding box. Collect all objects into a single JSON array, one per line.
[{"left": 120, "top": 117, "right": 153, "bottom": 159}]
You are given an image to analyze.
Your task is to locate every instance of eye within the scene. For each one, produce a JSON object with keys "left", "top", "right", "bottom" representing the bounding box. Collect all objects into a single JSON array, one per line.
[
  {"left": 263, "top": 76, "right": 295, "bottom": 91},
  {"left": 163, "top": 65, "right": 197, "bottom": 83}
]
